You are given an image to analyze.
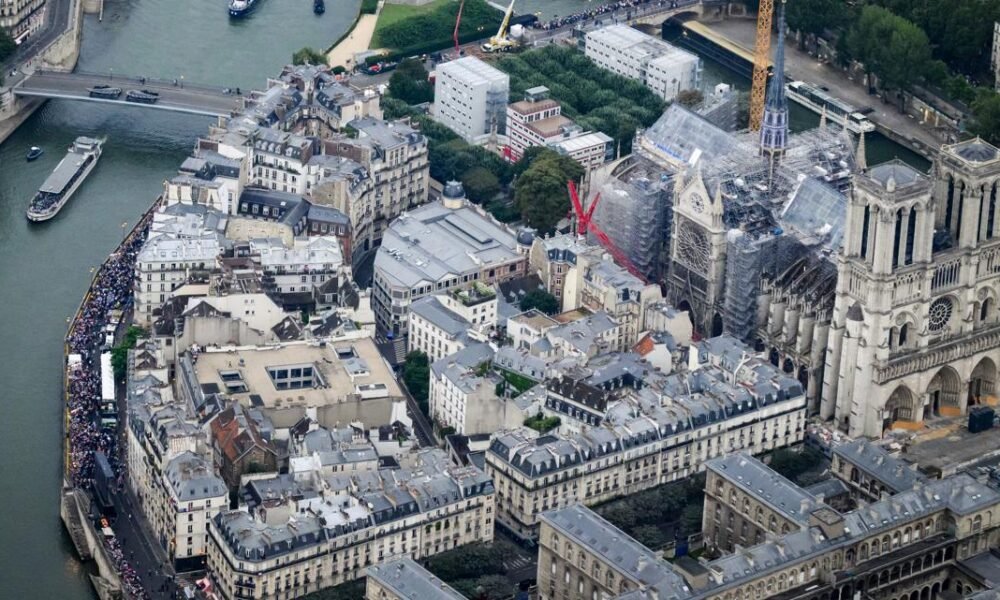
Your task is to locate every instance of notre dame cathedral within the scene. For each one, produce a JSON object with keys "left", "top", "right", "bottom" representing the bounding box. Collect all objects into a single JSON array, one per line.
[{"left": 604, "top": 2, "right": 1000, "bottom": 440}]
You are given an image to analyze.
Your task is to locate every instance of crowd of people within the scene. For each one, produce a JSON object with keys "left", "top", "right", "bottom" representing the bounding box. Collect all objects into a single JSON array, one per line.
[
  {"left": 65, "top": 209, "right": 154, "bottom": 598},
  {"left": 106, "top": 535, "right": 151, "bottom": 600},
  {"left": 531, "top": 0, "right": 684, "bottom": 30},
  {"left": 66, "top": 215, "right": 148, "bottom": 487}
]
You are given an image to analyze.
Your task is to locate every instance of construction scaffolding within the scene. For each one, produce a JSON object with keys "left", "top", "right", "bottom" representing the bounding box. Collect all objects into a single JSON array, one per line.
[
  {"left": 589, "top": 155, "right": 673, "bottom": 282},
  {"left": 638, "top": 103, "right": 862, "bottom": 338}
]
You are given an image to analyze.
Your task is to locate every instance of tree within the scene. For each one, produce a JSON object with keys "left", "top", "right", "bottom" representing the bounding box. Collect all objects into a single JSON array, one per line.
[
  {"left": 971, "top": 92, "right": 1000, "bottom": 146},
  {"left": 847, "top": 6, "right": 932, "bottom": 105},
  {"left": 111, "top": 325, "right": 148, "bottom": 381},
  {"left": 452, "top": 576, "right": 514, "bottom": 600},
  {"left": 675, "top": 89, "right": 704, "bottom": 109},
  {"left": 513, "top": 149, "right": 583, "bottom": 234},
  {"left": 0, "top": 28, "right": 16, "bottom": 63},
  {"left": 300, "top": 579, "right": 366, "bottom": 600},
  {"left": 425, "top": 542, "right": 506, "bottom": 581},
  {"left": 786, "top": 0, "right": 850, "bottom": 39},
  {"left": 401, "top": 351, "right": 430, "bottom": 415},
  {"left": 519, "top": 288, "right": 559, "bottom": 315},
  {"left": 461, "top": 166, "right": 500, "bottom": 204},
  {"left": 766, "top": 447, "right": 824, "bottom": 483},
  {"left": 388, "top": 58, "right": 434, "bottom": 105},
  {"left": 679, "top": 504, "right": 704, "bottom": 535},
  {"left": 292, "top": 47, "right": 327, "bottom": 66}
]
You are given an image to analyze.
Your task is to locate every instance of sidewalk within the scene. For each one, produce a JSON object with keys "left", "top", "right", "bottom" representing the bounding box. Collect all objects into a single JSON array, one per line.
[
  {"left": 327, "top": 1, "right": 384, "bottom": 70},
  {"left": 704, "top": 19, "right": 944, "bottom": 153}
]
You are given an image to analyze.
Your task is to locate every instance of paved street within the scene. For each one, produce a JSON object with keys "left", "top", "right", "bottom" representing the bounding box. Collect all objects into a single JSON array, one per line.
[
  {"left": 704, "top": 19, "right": 945, "bottom": 152},
  {"left": 111, "top": 487, "right": 183, "bottom": 599},
  {"left": 3, "top": 0, "right": 72, "bottom": 76}
]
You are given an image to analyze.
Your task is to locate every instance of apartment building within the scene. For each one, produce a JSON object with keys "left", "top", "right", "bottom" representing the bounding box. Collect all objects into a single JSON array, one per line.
[
  {"left": 830, "top": 439, "right": 925, "bottom": 503},
  {"left": 1, "top": 0, "right": 45, "bottom": 43},
  {"left": 134, "top": 210, "right": 224, "bottom": 326},
  {"left": 407, "top": 284, "right": 497, "bottom": 363},
  {"left": 505, "top": 86, "right": 613, "bottom": 166},
  {"left": 366, "top": 557, "right": 466, "bottom": 600},
  {"left": 584, "top": 24, "right": 701, "bottom": 102},
  {"left": 703, "top": 453, "right": 823, "bottom": 553},
  {"left": 125, "top": 338, "right": 228, "bottom": 571},
  {"left": 205, "top": 449, "right": 495, "bottom": 599},
  {"left": 486, "top": 336, "right": 807, "bottom": 541},
  {"left": 540, "top": 451, "right": 1000, "bottom": 600},
  {"left": 434, "top": 56, "right": 509, "bottom": 144}
]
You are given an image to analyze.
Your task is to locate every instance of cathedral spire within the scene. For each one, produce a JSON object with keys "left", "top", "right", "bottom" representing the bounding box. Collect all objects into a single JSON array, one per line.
[
  {"left": 856, "top": 130, "right": 868, "bottom": 171},
  {"left": 759, "top": 0, "right": 789, "bottom": 160}
]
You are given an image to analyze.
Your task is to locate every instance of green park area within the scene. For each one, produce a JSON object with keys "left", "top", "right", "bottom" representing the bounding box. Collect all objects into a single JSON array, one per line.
[{"left": 370, "top": 0, "right": 502, "bottom": 56}]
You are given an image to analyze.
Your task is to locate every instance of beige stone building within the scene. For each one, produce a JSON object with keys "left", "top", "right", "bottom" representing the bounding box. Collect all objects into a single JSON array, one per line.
[
  {"left": 205, "top": 450, "right": 495, "bottom": 599},
  {"left": 365, "top": 557, "right": 466, "bottom": 600},
  {"left": 703, "top": 453, "right": 822, "bottom": 554},
  {"left": 539, "top": 459, "right": 1000, "bottom": 600},
  {"left": 487, "top": 336, "right": 808, "bottom": 541}
]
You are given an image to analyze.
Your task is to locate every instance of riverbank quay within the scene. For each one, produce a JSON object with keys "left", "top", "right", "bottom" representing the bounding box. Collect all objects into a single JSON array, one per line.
[
  {"left": 700, "top": 17, "right": 944, "bottom": 161},
  {"left": 60, "top": 198, "right": 160, "bottom": 600},
  {"left": 327, "top": 0, "right": 383, "bottom": 70},
  {"left": 0, "top": 0, "right": 84, "bottom": 144}
]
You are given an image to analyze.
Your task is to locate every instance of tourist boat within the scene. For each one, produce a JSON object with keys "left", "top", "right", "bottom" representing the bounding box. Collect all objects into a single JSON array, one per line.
[
  {"left": 314, "top": 0, "right": 325, "bottom": 14},
  {"left": 26, "top": 146, "right": 43, "bottom": 161},
  {"left": 26, "top": 137, "right": 104, "bottom": 222},
  {"left": 228, "top": 0, "right": 259, "bottom": 17},
  {"left": 125, "top": 89, "right": 159, "bottom": 104},
  {"left": 88, "top": 85, "right": 123, "bottom": 99},
  {"left": 786, "top": 81, "right": 876, "bottom": 134}
]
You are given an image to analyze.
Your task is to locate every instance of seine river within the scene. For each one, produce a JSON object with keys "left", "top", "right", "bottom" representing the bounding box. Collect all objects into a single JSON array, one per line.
[{"left": 0, "top": 1, "right": 921, "bottom": 598}]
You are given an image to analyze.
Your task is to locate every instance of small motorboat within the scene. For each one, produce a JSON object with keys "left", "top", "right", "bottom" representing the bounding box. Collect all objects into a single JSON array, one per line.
[
  {"left": 314, "top": 0, "right": 325, "bottom": 14},
  {"left": 26, "top": 146, "right": 43, "bottom": 161}
]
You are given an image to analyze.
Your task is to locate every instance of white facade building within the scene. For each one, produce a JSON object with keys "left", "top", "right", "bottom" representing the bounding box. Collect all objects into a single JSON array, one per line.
[
  {"left": 584, "top": 24, "right": 701, "bottom": 102},
  {"left": 433, "top": 57, "right": 510, "bottom": 144},
  {"left": 407, "top": 285, "right": 498, "bottom": 363},
  {"left": 135, "top": 235, "right": 223, "bottom": 326}
]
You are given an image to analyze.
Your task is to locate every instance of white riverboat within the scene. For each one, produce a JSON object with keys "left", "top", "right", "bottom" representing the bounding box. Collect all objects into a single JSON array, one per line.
[
  {"left": 26, "top": 137, "right": 104, "bottom": 222},
  {"left": 786, "top": 80, "right": 876, "bottom": 134}
]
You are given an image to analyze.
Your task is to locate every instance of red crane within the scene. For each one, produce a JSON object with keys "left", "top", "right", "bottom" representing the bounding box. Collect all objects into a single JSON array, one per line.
[
  {"left": 453, "top": 0, "right": 465, "bottom": 55},
  {"left": 566, "top": 180, "right": 649, "bottom": 283}
]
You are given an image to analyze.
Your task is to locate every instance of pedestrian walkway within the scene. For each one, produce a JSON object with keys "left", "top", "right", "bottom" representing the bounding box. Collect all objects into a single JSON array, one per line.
[
  {"left": 704, "top": 18, "right": 945, "bottom": 154},
  {"left": 327, "top": 1, "right": 384, "bottom": 70}
]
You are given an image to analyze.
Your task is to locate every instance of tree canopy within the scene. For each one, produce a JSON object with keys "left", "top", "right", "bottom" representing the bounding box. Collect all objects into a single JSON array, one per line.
[
  {"left": 495, "top": 45, "right": 665, "bottom": 155},
  {"left": 971, "top": 92, "right": 1000, "bottom": 146},
  {"left": 786, "top": 0, "right": 851, "bottom": 39},
  {"left": 372, "top": 0, "right": 502, "bottom": 53},
  {"left": 519, "top": 288, "right": 559, "bottom": 315},
  {"left": 292, "top": 47, "right": 327, "bottom": 66},
  {"left": 388, "top": 58, "right": 434, "bottom": 105},
  {"left": 513, "top": 148, "right": 584, "bottom": 234},
  {"left": 402, "top": 351, "right": 430, "bottom": 415},
  {"left": 461, "top": 166, "right": 500, "bottom": 204},
  {"left": 846, "top": 6, "right": 932, "bottom": 102}
]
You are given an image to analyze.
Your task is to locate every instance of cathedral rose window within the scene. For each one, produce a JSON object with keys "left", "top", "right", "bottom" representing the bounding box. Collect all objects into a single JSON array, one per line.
[{"left": 928, "top": 297, "right": 953, "bottom": 332}]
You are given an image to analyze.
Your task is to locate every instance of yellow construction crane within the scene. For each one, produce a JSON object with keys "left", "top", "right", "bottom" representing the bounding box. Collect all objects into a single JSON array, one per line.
[
  {"left": 482, "top": 0, "right": 519, "bottom": 53},
  {"left": 748, "top": 0, "right": 774, "bottom": 132}
]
